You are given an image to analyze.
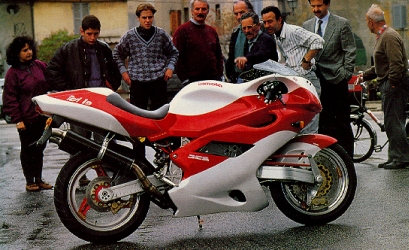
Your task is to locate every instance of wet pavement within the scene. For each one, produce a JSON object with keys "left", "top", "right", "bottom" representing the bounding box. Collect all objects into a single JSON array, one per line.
[{"left": 3, "top": 112, "right": 409, "bottom": 249}]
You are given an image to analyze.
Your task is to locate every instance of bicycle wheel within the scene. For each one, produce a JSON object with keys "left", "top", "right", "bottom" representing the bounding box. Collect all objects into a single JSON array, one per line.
[
  {"left": 406, "top": 121, "right": 409, "bottom": 139},
  {"left": 351, "top": 117, "right": 376, "bottom": 162}
]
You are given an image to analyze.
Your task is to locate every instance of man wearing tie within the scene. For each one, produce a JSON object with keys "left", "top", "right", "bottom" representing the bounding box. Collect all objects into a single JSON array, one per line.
[{"left": 303, "top": 0, "right": 356, "bottom": 157}]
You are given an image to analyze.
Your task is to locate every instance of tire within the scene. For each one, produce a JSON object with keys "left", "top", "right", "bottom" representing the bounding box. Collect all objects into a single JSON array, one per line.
[
  {"left": 270, "top": 144, "right": 357, "bottom": 226},
  {"left": 54, "top": 152, "right": 150, "bottom": 243},
  {"left": 351, "top": 117, "right": 376, "bottom": 163},
  {"left": 406, "top": 121, "right": 409, "bottom": 139}
]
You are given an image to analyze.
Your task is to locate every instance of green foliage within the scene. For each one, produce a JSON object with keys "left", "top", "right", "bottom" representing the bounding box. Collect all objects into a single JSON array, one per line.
[{"left": 37, "top": 30, "right": 78, "bottom": 63}]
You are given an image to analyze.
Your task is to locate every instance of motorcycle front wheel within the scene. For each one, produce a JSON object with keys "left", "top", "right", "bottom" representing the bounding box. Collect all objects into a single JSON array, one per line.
[
  {"left": 270, "top": 144, "right": 356, "bottom": 226},
  {"left": 54, "top": 152, "right": 150, "bottom": 243}
]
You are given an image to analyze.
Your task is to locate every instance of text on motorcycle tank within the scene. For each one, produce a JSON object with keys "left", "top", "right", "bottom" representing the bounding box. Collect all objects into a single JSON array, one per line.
[
  {"left": 188, "top": 154, "right": 210, "bottom": 161},
  {"left": 66, "top": 95, "right": 93, "bottom": 106},
  {"left": 197, "top": 82, "right": 223, "bottom": 88}
]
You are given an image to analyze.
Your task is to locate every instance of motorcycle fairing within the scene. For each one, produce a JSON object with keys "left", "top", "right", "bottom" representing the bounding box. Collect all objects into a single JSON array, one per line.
[
  {"left": 151, "top": 75, "right": 320, "bottom": 141},
  {"left": 170, "top": 102, "right": 317, "bottom": 179},
  {"left": 168, "top": 75, "right": 320, "bottom": 115},
  {"left": 168, "top": 133, "right": 337, "bottom": 217},
  {"left": 33, "top": 74, "right": 320, "bottom": 139},
  {"left": 34, "top": 88, "right": 132, "bottom": 136},
  {"left": 33, "top": 88, "right": 169, "bottom": 137},
  {"left": 168, "top": 130, "right": 297, "bottom": 217}
]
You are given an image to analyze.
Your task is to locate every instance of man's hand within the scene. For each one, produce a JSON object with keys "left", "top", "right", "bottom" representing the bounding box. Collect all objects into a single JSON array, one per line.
[
  {"left": 235, "top": 57, "right": 248, "bottom": 70},
  {"left": 122, "top": 72, "right": 131, "bottom": 85},
  {"left": 354, "top": 73, "right": 364, "bottom": 85},
  {"left": 164, "top": 69, "right": 173, "bottom": 81}
]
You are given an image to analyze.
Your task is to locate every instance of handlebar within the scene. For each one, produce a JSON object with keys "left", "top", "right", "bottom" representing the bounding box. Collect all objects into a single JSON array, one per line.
[
  {"left": 353, "top": 75, "right": 367, "bottom": 92},
  {"left": 257, "top": 80, "right": 288, "bottom": 104}
]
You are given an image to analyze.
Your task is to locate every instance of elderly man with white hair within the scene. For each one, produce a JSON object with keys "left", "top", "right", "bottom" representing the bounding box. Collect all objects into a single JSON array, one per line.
[{"left": 356, "top": 4, "right": 409, "bottom": 169}]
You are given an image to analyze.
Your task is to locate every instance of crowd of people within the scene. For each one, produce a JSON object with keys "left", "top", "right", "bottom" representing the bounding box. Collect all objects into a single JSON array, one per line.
[{"left": 2, "top": 0, "right": 408, "bottom": 192}]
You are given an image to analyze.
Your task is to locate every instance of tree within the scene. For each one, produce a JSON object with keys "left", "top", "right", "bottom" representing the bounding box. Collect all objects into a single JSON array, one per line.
[{"left": 37, "top": 30, "right": 78, "bottom": 63}]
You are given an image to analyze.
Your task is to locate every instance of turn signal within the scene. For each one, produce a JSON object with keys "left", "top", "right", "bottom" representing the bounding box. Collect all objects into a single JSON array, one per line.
[{"left": 291, "top": 121, "right": 305, "bottom": 128}]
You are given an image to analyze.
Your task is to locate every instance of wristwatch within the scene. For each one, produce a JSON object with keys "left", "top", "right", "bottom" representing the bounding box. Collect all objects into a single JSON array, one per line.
[{"left": 302, "top": 57, "right": 311, "bottom": 64}]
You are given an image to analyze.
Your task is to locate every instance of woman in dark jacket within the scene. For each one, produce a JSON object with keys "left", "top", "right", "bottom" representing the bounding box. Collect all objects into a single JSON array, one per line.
[{"left": 2, "top": 36, "right": 53, "bottom": 192}]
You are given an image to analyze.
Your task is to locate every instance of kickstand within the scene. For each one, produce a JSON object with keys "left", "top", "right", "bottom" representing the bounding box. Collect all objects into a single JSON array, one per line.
[{"left": 197, "top": 215, "right": 204, "bottom": 229}]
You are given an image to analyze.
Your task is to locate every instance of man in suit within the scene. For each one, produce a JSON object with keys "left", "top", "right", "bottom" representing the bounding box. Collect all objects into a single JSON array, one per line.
[
  {"left": 303, "top": 0, "right": 356, "bottom": 157},
  {"left": 234, "top": 12, "right": 278, "bottom": 83}
]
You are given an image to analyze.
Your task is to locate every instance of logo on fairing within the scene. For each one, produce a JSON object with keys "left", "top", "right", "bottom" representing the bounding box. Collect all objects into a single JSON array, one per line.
[
  {"left": 188, "top": 154, "right": 210, "bottom": 161},
  {"left": 66, "top": 95, "right": 93, "bottom": 106},
  {"left": 198, "top": 82, "right": 223, "bottom": 88}
]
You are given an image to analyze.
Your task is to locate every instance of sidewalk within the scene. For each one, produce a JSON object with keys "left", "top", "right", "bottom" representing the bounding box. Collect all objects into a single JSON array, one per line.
[{"left": 366, "top": 100, "right": 382, "bottom": 111}]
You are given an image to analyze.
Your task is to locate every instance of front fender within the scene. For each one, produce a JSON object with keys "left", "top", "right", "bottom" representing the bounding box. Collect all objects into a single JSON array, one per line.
[
  {"left": 284, "top": 134, "right": 337, "bottom": 152},
  {"left": 273, "top": 134, "right": 337, "bottom": 158},
  {"left": 257, "top": 134, "right": 337, "bottom": 183},
  {"left": 269, "top": 133, "right": 337, "bottom": 165}
]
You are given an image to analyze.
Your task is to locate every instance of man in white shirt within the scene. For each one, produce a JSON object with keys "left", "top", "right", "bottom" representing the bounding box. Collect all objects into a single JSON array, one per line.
[{"left": 261, "top": 6, "right": 324, "bottom": 134}]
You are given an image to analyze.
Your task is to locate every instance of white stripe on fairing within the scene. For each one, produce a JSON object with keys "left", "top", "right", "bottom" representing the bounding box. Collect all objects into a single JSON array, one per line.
[
  {"left": 169, "top": 75, "right": 317, "bottom": 116},
  {"left": 168, "top": 130, "right": 297, "bottom": 217},
  {"left": 33, "top": 94, "right": 130, "bottom": 136}
]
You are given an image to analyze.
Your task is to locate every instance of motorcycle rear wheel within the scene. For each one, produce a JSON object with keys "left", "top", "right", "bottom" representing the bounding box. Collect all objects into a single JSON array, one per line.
[
  {"left": 270, "top": 144, "right": 356, "bottom": 226},
  {"left": 54, "top": 152, "right": 150, "bottom": 243}
]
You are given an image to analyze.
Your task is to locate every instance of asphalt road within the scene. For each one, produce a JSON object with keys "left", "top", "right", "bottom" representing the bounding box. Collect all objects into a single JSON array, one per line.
[{"left": 2, "top": 113, "right": 409, "bottom": 249}]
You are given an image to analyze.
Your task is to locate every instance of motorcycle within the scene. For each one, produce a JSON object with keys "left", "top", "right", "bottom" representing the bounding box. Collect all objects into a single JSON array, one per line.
[{"left": 33, "top": 60, "right": 356, "bottom": 243}]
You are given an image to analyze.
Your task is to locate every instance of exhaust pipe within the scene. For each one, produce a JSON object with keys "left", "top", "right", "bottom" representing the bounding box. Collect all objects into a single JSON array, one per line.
[
  {"left": 51, "top": 129, "right": 175, "bottom": 209},
  {"left": 51, "top": 129, "right": 133, "bottom": 168}
]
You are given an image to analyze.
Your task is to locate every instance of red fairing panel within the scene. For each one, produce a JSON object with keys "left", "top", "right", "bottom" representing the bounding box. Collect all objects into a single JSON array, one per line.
[{"left": 165, "top": 90, "right": 320, "bottom": 179}]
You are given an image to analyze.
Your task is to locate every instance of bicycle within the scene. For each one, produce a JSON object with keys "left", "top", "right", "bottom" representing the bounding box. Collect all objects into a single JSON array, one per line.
[{"left": 350, "top": 81, "right": 409, "bottom": 163}]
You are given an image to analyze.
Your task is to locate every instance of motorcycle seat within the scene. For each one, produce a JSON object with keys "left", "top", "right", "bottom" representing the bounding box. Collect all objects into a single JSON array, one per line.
[{"left": 106, "top": 92, "right": 169, "bottom": 120}]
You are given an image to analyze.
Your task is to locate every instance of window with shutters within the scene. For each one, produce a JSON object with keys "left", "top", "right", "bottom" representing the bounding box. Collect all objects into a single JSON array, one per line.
[
  {"left": 215, "top": 4, "right": 221, "bottom": 20},
  {"left": 169, "top": 10, "right": 181, "bottom": 36},
  {"left": 73, "top": 3, "right": 90, "bottom": 34}
]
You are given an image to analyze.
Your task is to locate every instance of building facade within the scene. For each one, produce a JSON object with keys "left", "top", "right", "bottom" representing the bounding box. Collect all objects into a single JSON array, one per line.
[{"left": 0, "top": 0, "right": 408, "bottom": 77}]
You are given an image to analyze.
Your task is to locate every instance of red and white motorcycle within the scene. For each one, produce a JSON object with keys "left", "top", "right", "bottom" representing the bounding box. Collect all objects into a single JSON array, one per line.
[{"left": 33, "top": 60, "right": 356, "bottom": 243}]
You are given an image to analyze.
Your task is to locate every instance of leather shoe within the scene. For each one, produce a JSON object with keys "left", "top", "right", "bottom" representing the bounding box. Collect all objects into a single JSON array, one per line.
[
  {"left": 378, "top": 160, "right": 392, "bottom": 168},
  {"left": 36, "top": 181, "right": 53, "bottom": 190},
  {"left": 26, "top": 183, "right": 40, "bottom": 192},
  {"left": 384, "top": 161, "right": 409, "bottom": 169}
]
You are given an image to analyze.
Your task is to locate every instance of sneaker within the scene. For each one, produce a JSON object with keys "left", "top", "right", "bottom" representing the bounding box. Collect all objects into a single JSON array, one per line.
[
  {"left": 26, "top": 183, "right": 40, "bottom": 192},
  {"left": 79, "top": 175, "right": 91, "bottom": 187},
  {"left": 36, "top": 181, "right": 53, "bottom": 190}
]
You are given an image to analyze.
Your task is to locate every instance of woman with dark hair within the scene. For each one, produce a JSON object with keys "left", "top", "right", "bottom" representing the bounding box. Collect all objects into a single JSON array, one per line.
[{"left": 2, "top": 36, "right": 53, "bottom": 192}]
